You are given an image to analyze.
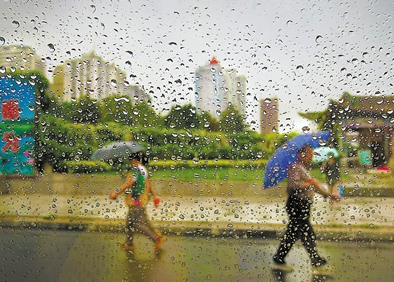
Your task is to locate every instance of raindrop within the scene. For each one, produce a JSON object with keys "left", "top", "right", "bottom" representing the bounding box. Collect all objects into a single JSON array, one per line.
[
  {"left": 90, "top": 5, "right": 96, "bottom": 12},
  {"left": 362, "top": 52, "right": 369, "bottom": 59},
  {"left": 125, "top": 60, "right": 132, "bottom": 66},
  {"left": 216, "top": 109, "right": 221, "bottom": 116},
  {"left": 167, "top": 58, "right": 173, "bottom": 63},
  {"left": 0, "top": 66, "right": 5, "bottom": 73},
  {"left": 286, "top": 19, "right": 293, "bottom": 26},
  {"left": 315, "top": 35, "right": 323, "bottom": 43},
  {"left": 48, "top": 43, "right": 55, "bottom": 52},
  {"left": 169, "top": 42, "right": 177, "bottom": 46},
  {"left": 126, "top": 50, "right": 134, "bottom": 56},
  {"left": 296, "top": 65, "right": 304, "bottom": 70},
  {"left": 302, "top": 126, "right": 310, "bottom": 133},
  {"left": 110, "top": 79, "right": 117, "bottom": 86},
  {"left": 319, "top": 139, "right": 327, "bottom": 146},
  {"left": 0, "top": 37, "right": 5, "bottom": 45},
  {"left": 12, "top": 20, "right": 20, "bottom": 28}
]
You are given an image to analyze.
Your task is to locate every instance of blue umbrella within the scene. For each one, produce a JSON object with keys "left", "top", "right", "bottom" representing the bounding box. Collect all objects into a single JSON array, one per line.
[
  {"left": 313, "top": 146, "right": 339, "bottom": 163},
  {"left": 263, "top": 131, "right": 331, "bottom": 189}
]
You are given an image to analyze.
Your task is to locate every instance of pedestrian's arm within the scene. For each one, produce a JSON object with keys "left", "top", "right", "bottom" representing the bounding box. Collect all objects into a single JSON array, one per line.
[
  {"left": 307, "top": 177, "right": 341, "bottom": 202},
  {"left": 109, "top": 175, "right": 134, "bottom": 200},
  {"left": 146, "top": 179, "right": 161, "bottom": 208}
]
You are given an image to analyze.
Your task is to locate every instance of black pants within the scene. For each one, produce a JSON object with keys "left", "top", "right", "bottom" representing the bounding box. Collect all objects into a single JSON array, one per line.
[{"left": 273, "top": 195, "right": 323, "bottom": 266}]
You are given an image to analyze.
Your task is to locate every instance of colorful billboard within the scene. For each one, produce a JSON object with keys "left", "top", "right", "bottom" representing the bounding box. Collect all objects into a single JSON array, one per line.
[{"left": 0, "top": 77, "right": 35, "bottom": 175}]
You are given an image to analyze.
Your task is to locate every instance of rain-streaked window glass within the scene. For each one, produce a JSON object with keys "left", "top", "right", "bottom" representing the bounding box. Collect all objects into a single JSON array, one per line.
[{"left": 0, "top": 1, "right": 393, "bottom": 281}]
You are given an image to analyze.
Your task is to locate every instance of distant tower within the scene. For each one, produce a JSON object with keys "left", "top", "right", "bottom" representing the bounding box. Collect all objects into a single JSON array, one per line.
[
  {"left": 195, "top": 57, "right": 246, "bottom": 120},
  {"left": 260, "top": 98, "right": 279, "bottom": 134}
]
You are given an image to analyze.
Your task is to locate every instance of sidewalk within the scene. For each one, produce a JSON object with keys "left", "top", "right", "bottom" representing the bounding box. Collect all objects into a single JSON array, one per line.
[{"left": 1, "top": 191, "right": 394, "bottom": 242}]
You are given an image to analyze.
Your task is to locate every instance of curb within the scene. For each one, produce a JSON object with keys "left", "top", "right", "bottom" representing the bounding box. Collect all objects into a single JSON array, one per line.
[{"left": 1, "top": 216, "right": 393, "bottom": 243}]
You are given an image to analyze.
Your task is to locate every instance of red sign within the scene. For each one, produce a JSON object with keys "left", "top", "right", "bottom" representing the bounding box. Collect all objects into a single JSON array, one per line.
[{"left": 2, "top": 99, "right": 20, "bottom": 120}]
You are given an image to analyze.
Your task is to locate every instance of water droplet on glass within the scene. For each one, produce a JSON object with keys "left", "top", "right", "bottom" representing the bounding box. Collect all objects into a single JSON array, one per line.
[
  {"left": 319, "top": 139, "right": 327, "bottom": 146},
  {"left": 0, "top": 37, "right": 5, "bottom": 45},
  {"left": 12, "top": 20, "right": 20, "bottom": 28},
  {"left": 315, "top": 35, "right": 323, "bottom": 43},
  {"left": 169, "top": 42, "right": 177, "bottom": 46},
  {"left": 48, "top": 43, "right": 55, "bottom": 52},
  {"left": 0, "top": 66, "right": 5, "bottom": 73},
  {"left": 302, "top": 126, "right": 310, "bottom": 133},
  {"left": 286, "top": 19, "right": 293, "bottom": 26},
  {"left": 110, "top": 79, "right": 117, "bottom": 86}
]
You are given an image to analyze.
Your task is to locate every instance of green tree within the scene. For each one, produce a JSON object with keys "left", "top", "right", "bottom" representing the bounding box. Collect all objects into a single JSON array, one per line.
[
  {"left": 62, "top": 94, "right": 100, "bottom": 124},
  {"left": 198, "top": 111, "right": 220, "bottom": 132},
  {"left": 164, "top": 103, "right": 200, "bottom": 130},
  {"left": 219, "top": 105, "right": 247, "bottom": 133},
  {"left": 131, "top": 100, "right": 161, "bottom": 127},
  {"left": 99, "top": 95, "right": 133, "bottom": 125}
]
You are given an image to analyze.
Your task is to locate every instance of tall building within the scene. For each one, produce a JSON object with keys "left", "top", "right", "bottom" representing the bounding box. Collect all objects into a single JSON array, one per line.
[
  {"left": 260, "top": 97, "right": 279, "bottom": 134},
  {"left": 0, "top": 45, "right": 46, "bottom": 74},
  {"left": 195, "top": 57, "right": 246, "bottom": 120},
  {"left": 51, "top": 52, "right": 148, "bottom": 102}
]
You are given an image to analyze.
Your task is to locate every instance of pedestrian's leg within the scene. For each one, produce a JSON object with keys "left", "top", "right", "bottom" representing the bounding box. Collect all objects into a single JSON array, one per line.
[
  {"left": 273, "top": 197, "right": 301, "bottom": 264},
  {"left": 273, "top": 219, "right": 298, "bottom": 264},
  {"left": 133, "top": 209, "right": 159, "bottom": 241},
  {"left": 122, "top": 208, "right": 135, "bottom": 250},
  {"left": 299, "top": 211, "right": 326, "bottom": 267}
]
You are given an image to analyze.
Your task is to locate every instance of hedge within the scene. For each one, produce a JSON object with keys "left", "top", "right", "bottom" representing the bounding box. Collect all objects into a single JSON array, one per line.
[{"left": 148, "top": 159, "right": 268, "bottom": 170}]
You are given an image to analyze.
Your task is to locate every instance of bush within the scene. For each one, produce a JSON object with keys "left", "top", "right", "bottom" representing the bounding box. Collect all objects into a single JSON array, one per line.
[
  {"left": 65, "top": 160, "right": 112, "bottom": 173},
  {"left": 148, "top": 159, "right": 268, "bottom": 171}
]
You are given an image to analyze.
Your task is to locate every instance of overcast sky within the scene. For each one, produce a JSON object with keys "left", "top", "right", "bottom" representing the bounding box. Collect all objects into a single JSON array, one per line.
[{"left": 1, "top": 0, "right": 393, "bottom": 133}]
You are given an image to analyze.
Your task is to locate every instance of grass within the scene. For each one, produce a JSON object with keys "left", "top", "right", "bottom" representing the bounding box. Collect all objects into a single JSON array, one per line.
[{"left": 149, "top": 166, "right": 328, "bottom": 183}]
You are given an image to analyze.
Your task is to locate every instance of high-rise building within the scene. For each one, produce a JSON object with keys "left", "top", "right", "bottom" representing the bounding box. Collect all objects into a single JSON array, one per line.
[
  {"left": 0, "top": 45, "right": 46, "bottom": 74},
  {"left": 51, "top": 52, "right": 148, "bottom": 102},
  {"left": 195, "top": 57, "right": 246, "bottom": 119},
  {"left": 260, "top": 97, "right": 279, "bottom": 134}
]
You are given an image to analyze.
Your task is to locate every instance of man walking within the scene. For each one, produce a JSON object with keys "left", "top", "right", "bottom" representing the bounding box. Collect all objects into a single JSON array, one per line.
[
  {"left": 109, "top": 153, "right": 164, "bottom": 252},
  {"left": 272, "top": 145, "right": 341, "bottom": 273}
]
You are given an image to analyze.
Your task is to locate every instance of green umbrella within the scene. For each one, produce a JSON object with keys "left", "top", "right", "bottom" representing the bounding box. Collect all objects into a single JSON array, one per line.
[{"left": 313, "top": 146, "right": 339, "bottom": 163}]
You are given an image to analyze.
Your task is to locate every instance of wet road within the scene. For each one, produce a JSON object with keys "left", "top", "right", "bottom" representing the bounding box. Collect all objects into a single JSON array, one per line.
[{"left": 0, "top": 227, "right": 393, "bottom": 282}]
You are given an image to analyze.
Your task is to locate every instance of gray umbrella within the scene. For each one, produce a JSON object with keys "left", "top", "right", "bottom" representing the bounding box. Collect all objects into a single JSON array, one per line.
[{"left": 91, "top": 141, "right": 144, "bottom": 160}]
